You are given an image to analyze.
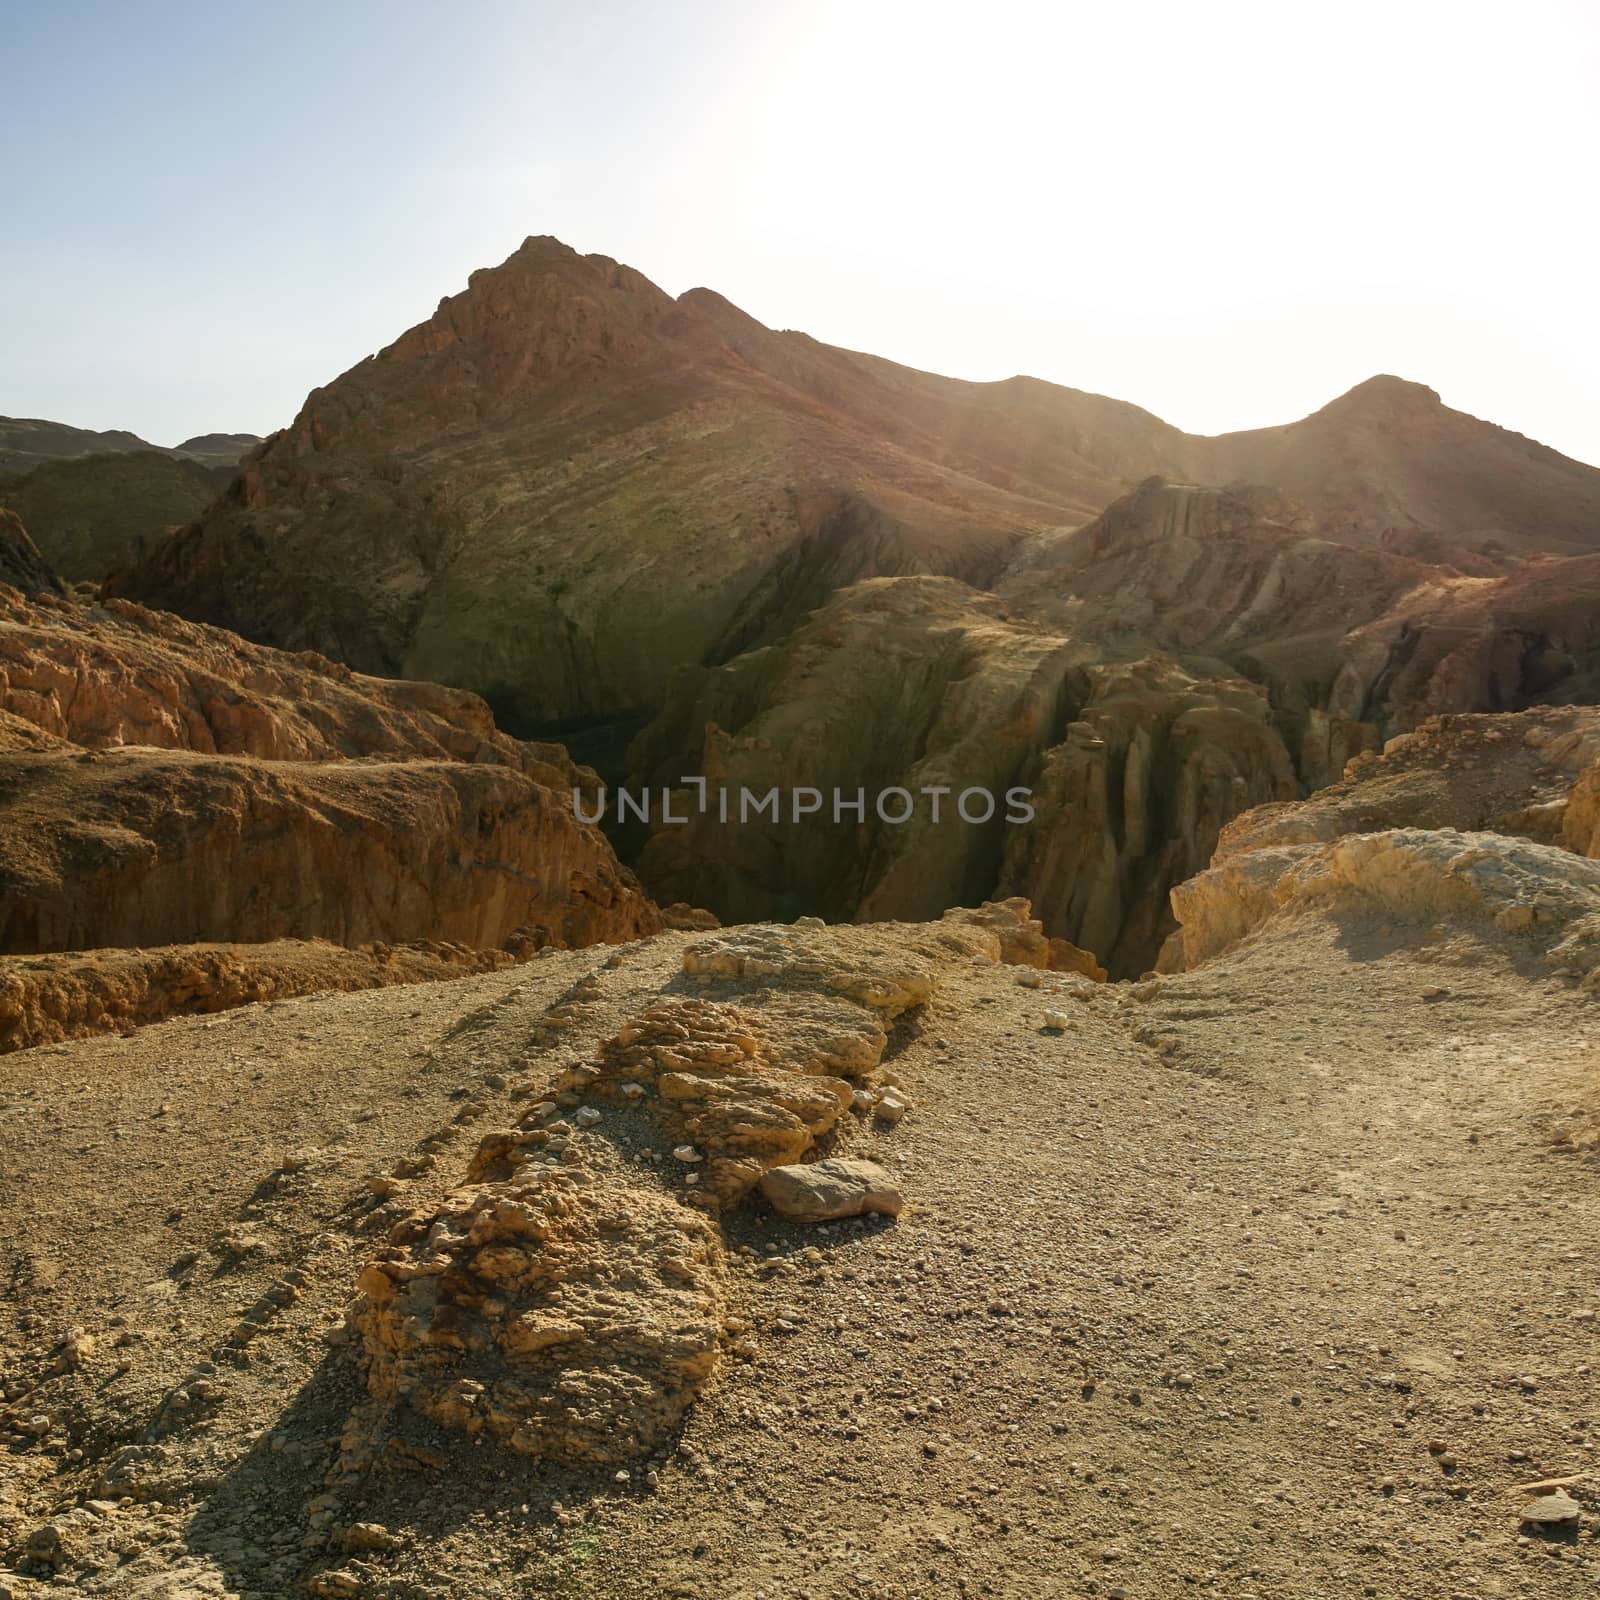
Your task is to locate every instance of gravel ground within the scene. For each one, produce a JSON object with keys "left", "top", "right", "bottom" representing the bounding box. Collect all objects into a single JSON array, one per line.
[{"left": 0, "top": 912, "right": 1596, "bottom": 1599}]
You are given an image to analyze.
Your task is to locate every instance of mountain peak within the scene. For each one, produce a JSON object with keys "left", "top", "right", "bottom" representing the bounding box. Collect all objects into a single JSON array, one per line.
[{"left": 1320, "top": 374, "right": 1443, "bottom": 419}]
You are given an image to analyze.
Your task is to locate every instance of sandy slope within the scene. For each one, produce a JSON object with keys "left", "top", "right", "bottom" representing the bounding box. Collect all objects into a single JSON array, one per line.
[{"left": 0, "top": 908, "right": 1596, "bottom": 1598}]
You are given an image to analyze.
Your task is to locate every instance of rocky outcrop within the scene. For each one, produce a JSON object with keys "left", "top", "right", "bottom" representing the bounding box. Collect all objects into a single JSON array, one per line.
[
  {"left": 631, "top": 576, "right": 1300, "bottom": 974},
  {"left": 0, "top": 583, "right": 659, "bottom": 963},
  {"left": 632, "top": 576, "right": 1081, "bottom": 926},
  {"left": 355, "top": 1161, "right": 726, "bottom": 1466},
  {"left": 994, "top": 657, "right": 1300, "bottom": 974},
  {"left": 0, "top": 584, "right": 588, "bottom": 781},
  {"left": 1170, "top": 826, "right": 1600, "bottom": 987},
  {"left": 1164, "top": 706, "right": 1600, "bottom": 972},
  {"left": 1329, "top": 554, "right": 1600, "bottom": 732},
  {"left": 347, "top": 915, "right": 988, "bottom": 1473},
  {"left": 0, "top": 748, "right": 656, "bottom": 955},
  {"left": 939, "top": 897, "right": 1106, "bottom": 978},
  {"left": 0, "top": 511, "right": 62, "bottom": 598},
  {"left": 1211, "top": 707, "right": 1600, "bottom": 866},
  {"left": 0, "top": 939, "right": 518, "bottom": 1054}
]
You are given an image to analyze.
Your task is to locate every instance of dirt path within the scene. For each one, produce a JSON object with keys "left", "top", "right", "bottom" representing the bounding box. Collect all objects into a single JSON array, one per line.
[{"left": 1, "top": 917, "right": 1596, "bottom": 1598}]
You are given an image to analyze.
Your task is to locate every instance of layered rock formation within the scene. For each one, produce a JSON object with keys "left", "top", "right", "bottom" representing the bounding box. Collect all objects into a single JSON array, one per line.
[
  {"left": 0, "top": 938, "right": 518, "bottom": 1054},
  {"left": 630, "top": 471, "right": 1600, "bottom": 971},
  {"left": 630, "top": 574, "right": 1303, "bottom": 973},
  {"left": 1164, "top": 706, "right": 1600, "bottom": 972},
  {"left": 347, "top": 913, "right": 999, "bottom": 1473},
  {"left": 0, "top": 581, "right": 658, "bottom": 965},
  {"left": 0, "top": 747, "right": 654, "bottom": 955},
  {"left": 65, "top": 238, "right": 1599, "bottom": 979}
]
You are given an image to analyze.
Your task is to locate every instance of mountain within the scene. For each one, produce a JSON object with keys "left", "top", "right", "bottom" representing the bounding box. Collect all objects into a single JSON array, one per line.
[
  {"left": 0, "top": 421, "right": 262, "bottom": 581},
  {"left": 93, "top": 236, "right": 1600, "bottom": 968},
  {"left": 109, "top": 237, "right": 1600, "bottom": 752},
  {"left": 0, "top": 416, "right": 155, "bottom": 471},
  {"left": 171, "top": 431, "right": 262, "bottom": 468}
]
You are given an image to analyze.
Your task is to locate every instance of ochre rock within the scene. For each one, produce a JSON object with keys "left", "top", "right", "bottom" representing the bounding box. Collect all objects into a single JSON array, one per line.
[
  {"left": 0, "top": 583, "right": 658, "bottom": 958},
  {"left": 354, "top": 1161, "right": 724, "bottom": 1465},
  {"left": 0, "top": 748, "right": 655, "bottom": 955},
  {"left": 0, "top": 939, "right": 517, "bottom": 1054}
]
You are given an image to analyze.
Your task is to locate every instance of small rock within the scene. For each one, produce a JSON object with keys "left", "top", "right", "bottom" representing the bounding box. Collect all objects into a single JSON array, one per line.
[
  {"left": 673, "top": 1145, "right": 703, "bottom": 1163},
  {"left": 308, "top": 1572, "right": 364, "bottom": 1598},
  {"left": 1042, "top": 1010, "right": 1070, "bottom": 1032},
  {"left": 1520, "top": 1492, "right": 1581, "bottom": 1528},
  {"left": 875, "top": 1089, "right": 912, "bottom": 1125},
  {"left": 759, "top": 1158, "right": 904, "bottom": 1223},
  {"left": 341, "top": 1522, "right": 397, "bottom": 1553},
  {"left": 574, "top": 1107, "right": 602, "bottom": 1128}
]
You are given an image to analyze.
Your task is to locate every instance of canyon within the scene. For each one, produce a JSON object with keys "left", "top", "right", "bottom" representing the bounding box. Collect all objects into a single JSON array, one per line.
[
  {"left": 76, "top": 237, "right": 1600, "bottom": 969},
  {"left": 1, "top": 236, "right": 1598, "bottom": 1599}
]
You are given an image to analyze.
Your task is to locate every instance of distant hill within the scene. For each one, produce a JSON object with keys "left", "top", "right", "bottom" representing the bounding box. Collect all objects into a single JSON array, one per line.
[
  {"left": 0, "top": 450, "right": 224, "bottom": 582},
  {"left": 172, "top": 431, "right": 263, "bottom": 468},
  {"left": 0, "top": 416, "right": 261, "bottom": 473}
]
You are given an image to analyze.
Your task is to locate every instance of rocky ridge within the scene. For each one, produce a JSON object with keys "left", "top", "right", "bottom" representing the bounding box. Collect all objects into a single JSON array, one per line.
[{"left": 0, "top": 581, "right": 659, "bottom": 1033}]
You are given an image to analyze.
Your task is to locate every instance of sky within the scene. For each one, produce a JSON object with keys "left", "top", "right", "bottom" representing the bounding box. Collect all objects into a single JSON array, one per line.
[{"left": 5, "top": 0, "right": 1598, "bottom": 464}]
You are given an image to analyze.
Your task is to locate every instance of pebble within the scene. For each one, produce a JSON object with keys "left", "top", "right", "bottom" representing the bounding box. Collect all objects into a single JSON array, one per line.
[
  {"left": 574, "top": 1107, "right": 602, "bottom": 1127},
  {"left": 673, "top": 1145, "right": 703, "bottom": 1163}
]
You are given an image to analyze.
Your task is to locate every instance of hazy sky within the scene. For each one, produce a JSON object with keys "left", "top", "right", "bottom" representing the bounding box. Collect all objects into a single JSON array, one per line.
[{"left": 6, "top": 0, "right": 1598, "bottom": 463}]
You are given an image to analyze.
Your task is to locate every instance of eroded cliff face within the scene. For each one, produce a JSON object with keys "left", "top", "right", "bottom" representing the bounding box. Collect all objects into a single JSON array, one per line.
[
  {"left": 626, "top": 482, "right": 1600, "bottom": 974},
  {"left": 0, "top": 749, "right": 655, "bottom": 956},
  {"left": 0, "top": 583, "right": 659, "bottom": 963},
  {"left": 0, "top": 511, "right": 62, "bottom": 599},
  {"left": 0, "top": 584, "right": 587, "bottom": 783},
  {"left": 1163, "top": 705, "right": 1600, "bottom": 972},
  {"left": 629, "top": 577, "right": 1302, "bottom": 974}
]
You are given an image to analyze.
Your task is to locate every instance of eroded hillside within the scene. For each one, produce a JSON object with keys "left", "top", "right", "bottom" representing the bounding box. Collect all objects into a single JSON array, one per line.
[
  {"left": 1, "top": 744, "right": 1597, "bottom": 1596},
  {"left": 0, "top": 582, "right": 659, "bottom": 1046}
]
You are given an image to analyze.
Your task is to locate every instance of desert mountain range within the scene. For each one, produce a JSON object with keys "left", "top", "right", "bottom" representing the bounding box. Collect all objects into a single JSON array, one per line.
[
  {"left": 2, "top": 236, "right": 1599, "bottom": 1597},
  {"left": 68, "top": 235, "right": 1599, "bottom": 970}
]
